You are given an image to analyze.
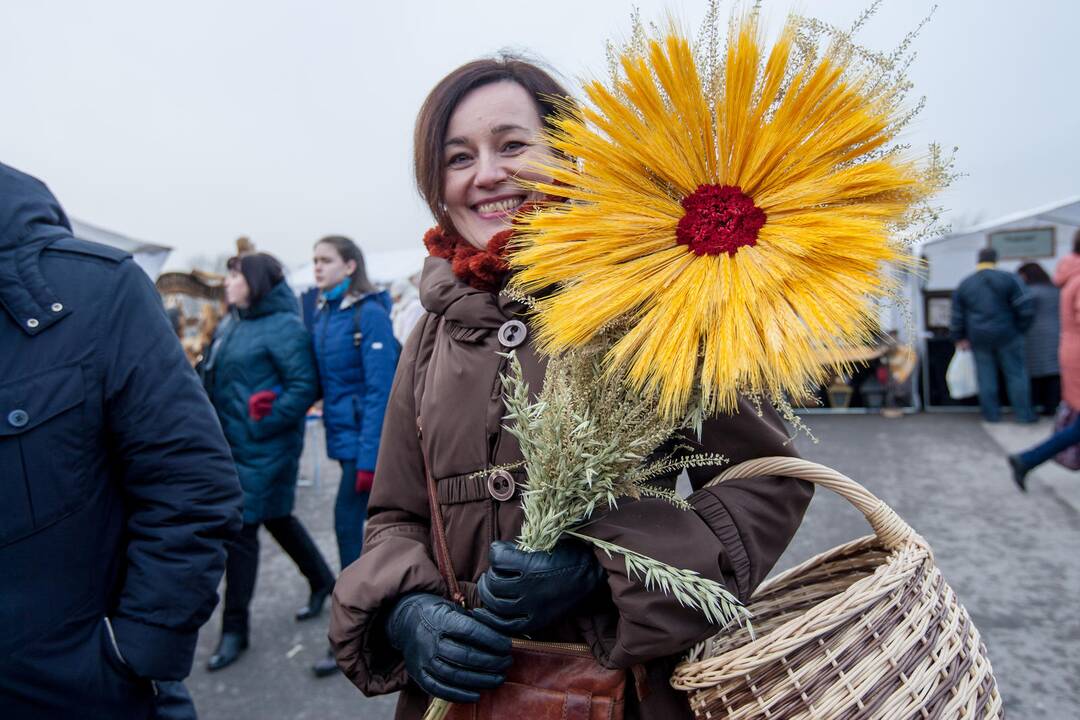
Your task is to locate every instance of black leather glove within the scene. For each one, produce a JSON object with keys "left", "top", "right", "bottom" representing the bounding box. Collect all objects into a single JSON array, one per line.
[
  {"left": 385, "top": 593, "right": 512, "bottom": 703},
  {"left": 473, "top": 539, "right": 605, "bottom": 635}
]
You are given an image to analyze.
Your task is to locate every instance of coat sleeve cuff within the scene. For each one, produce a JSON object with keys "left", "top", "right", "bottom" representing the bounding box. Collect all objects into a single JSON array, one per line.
[
  {"left": 109, "top": 616, "right": 198, "bottom": 681},
  {"left": 329, "top": 527, "right": 445, "bottom": 695}
]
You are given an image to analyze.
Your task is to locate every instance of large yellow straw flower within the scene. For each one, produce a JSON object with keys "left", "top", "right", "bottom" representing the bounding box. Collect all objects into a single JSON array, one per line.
[{"left": 510, "top": 11, "right": 941, "bottom": 419}]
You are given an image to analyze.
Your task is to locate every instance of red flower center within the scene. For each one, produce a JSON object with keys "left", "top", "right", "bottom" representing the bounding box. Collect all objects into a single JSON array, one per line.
[{"left": 676, "top": 184, "right": 766, "bottom": 257}]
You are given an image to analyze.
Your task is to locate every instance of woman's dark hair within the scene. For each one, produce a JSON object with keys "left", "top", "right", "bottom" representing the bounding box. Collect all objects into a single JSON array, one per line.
[
  {"left": 314, "top": 235, "right": 377, "bottom": 296},
  {"left": 1017, "top": 262, "right": 1051, "bottom": 285},
  {"left": 227, "top": 252, "right": 284, "bottom": 307},
  {"left": 413, "top": 55, "right": 572, "bottom": 233}
]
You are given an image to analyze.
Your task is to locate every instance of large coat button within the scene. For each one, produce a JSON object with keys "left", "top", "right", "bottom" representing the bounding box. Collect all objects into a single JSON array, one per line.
[
  {"left": 486, "top": 469, "right": 516, "bottom": 502},
  {"left": 7, "top": 409, "right": 29, "bottom": 428},
  {"left": 497, "top": 320, "right": 527, "bottom": 348}
]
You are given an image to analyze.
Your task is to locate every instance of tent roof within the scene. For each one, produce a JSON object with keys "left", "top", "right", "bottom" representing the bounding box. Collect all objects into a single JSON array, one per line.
[
  {"left": 69, "top": 218, "right": 172, "bottom": 255},
  {"left": 924, "top": 195, "right": 1080, "bottom": 247}
]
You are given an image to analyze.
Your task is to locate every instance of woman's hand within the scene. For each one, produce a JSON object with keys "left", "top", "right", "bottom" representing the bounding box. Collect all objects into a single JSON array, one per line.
[
  {"left": 385, "top": 593, "right": 512, "bottom": 703},
  {"left": 355, "top": 470, "right": 375, "bottom": 493},
  {"left": 473, "top": 539, "right": 604, "bottom": 635},
  {"left": 247, "top": 390, "right": 277, "bottom": 421}
]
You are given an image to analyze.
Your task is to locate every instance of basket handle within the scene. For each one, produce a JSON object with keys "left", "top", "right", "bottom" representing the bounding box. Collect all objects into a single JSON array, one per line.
[{"left": 705, "top": 456, "right": 922, "bottom": 551}]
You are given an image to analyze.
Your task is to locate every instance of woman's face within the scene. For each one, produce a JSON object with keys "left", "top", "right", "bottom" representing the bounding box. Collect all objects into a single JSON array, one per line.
[
  {"left": 225, "top": 270, "right": 251, "bottom": 308},
  {"left": 313, "top": 242, "right": 357, "bottom": 290},
  {"left": 442, "top": 81, "right": 553, "bottom": 250}
]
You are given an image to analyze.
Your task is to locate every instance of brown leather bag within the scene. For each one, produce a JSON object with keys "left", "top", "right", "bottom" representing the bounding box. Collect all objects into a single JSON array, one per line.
[
  {"left": 445, "top": 640, "right": 625, "bottom": 720},
  {"left": 418, "top": 419, "right": 627, "bottom": 720}
]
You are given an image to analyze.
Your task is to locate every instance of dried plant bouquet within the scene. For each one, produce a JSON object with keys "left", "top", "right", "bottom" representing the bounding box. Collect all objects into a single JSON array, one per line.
[{"left": 501, "top": 343, "right": 748, "bottom": 628}]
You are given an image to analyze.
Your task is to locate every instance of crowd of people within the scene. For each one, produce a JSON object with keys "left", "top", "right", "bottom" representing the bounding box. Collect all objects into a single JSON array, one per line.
[
  {"left": 948, "top": 234, "right": 1080, "bottom": 492},
  {"left": 198, "top": 239, "right": 403, "bottom": 678},
  {"left": 3, "top": 46, "right": 1076, "bottom": 720},
  {"left": 1, "top": 52, "right": 817, "bottom": 720}
]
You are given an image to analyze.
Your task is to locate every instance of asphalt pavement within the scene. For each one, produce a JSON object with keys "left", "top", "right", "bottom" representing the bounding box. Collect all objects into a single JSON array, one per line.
[{"left": 186, "top": 413, "right": 1080, "bottom": 718}]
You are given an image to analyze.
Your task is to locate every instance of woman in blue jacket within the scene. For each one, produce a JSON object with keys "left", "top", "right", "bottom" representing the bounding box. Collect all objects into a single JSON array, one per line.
[
  {"left": 202, "top": 253, "right": 335, "bottom": 672},
  {"left": 310, "top": 236, "right": 400, "bottom": 676}
]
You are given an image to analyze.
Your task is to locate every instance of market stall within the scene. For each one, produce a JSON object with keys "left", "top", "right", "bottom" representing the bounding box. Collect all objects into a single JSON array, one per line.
[{"left": 917, "top": 196, "right": 1080, "bottom": 409}]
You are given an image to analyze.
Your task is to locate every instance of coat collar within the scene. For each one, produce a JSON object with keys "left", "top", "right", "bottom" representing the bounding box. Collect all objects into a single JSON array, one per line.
[
  {"left": 316, "top": 289, "right": 377, "bottom": 312},
  {"left": 0, "top": 164, "right": 74, "bottom": 336},
  {"left": 0, "top": 233, "right": 74, "bottom": 337},
  {"left": 419, "top": 256, "right": 528, "bottom": 331}
]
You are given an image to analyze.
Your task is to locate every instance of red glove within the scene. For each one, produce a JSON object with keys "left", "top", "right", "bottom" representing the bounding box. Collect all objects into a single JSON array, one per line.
[
  {"left": 355, "top": 470, "right": 375, "bottom": 493},
  {"left": 248, "top": 390, "right": 277, "bottom": 421}
]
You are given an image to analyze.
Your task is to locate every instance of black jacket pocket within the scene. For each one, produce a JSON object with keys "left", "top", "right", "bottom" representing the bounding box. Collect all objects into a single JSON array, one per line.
[{"left": 0, "top": 362, "right": 87, "bottom": 547}]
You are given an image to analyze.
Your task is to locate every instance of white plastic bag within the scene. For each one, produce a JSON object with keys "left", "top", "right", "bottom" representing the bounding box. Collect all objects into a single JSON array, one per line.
[{"left": 946, "top": 348, "right": 978, "bottom": 399}]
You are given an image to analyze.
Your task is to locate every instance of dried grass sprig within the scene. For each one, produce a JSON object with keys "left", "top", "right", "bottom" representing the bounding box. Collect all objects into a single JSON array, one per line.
[{"left": 567, "top": 531, "right": 749, "bottom": 631}]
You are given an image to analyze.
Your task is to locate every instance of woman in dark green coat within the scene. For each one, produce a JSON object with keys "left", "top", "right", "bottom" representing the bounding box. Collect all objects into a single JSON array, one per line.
[{"left": 202, "top": 253, "right": 334, "bottom": 671}]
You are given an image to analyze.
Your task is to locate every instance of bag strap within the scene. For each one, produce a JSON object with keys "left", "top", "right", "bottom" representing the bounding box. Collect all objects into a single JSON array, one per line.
[{"left": 416, "top": 416, "right": 466, "bottom": 606}]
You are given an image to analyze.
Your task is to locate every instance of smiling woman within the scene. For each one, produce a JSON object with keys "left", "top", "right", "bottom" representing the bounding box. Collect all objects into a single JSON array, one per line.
[
  {"left": 327, "top": 54, "right": 812, "bottom": 720},
  {"left": 412, "top": 58, "right": 567, "bottom": 248},
  {"left": 439, "top": 81, "right": 553, "bottom": 249}
]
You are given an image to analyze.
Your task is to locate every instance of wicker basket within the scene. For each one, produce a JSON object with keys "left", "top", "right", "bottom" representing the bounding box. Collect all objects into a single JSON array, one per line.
[{"left": 671, "top": 457, "right": 1003, "bottom": 719}]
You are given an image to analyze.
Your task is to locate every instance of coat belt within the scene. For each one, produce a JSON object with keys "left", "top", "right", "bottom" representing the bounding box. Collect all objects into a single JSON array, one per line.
[{"left": 436, "top": 469, "right": 526, "bottom": 505}]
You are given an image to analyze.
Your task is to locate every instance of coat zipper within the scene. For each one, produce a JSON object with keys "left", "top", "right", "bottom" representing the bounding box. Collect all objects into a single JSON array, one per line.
[{"left": 511, "top": 638, "right": 593, "bottom": 657}]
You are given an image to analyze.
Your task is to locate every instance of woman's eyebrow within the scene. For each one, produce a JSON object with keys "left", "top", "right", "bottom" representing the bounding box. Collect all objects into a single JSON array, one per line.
[
  {"left": 490, "top": 123, "right": 528, "bottom": 134},
  {"left": 445, "top": 124, "right": 527, "bottom": 148}
]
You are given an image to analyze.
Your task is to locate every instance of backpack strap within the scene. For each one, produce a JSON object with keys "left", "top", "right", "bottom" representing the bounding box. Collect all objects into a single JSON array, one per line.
[{"left": 352, "top": 302, "right": 363, "bottom": 348}]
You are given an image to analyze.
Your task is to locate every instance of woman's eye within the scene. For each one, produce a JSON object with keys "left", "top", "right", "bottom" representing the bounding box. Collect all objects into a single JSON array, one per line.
[
  {"left": 502, "top": 141, "right": 527, "bottom": 153},
  {"left": 447, "top": 153, "right": 472, "bottom": 167}
]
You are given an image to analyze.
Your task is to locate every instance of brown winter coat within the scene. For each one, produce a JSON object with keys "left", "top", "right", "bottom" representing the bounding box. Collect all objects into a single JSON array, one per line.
[{"left": 329, "top": 255, "right": 814, "bottom": 719}]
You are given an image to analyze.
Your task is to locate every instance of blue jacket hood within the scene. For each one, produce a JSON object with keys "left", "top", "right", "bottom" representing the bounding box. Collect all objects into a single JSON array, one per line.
[
  {"left": 0, "top": 163, "right": 71, "bottom": 251},
  {"left": 370, "top": 289, "right": 392, "bottom": 313}
]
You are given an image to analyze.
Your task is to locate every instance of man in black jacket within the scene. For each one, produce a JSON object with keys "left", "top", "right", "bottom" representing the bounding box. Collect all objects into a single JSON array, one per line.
[
  {"left": 950, "top": 247, "right": 1037, "bottom": 422},
  {"left": 0, "top": 162, "right": 243, "bottom": 718}
]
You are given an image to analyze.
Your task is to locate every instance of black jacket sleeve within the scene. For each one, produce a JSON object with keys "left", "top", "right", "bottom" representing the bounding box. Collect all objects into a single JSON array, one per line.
[
  {"left": 949, "top": 284, "right": 967, "bottom": 343},
  {"left": 100, "top": 261, "right": 242, "bottom": 680}
]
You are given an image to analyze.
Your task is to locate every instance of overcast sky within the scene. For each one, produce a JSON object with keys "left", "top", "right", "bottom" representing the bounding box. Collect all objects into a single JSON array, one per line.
[{"left": 1, "top": 1, "right": 1076, "bottom": 274}]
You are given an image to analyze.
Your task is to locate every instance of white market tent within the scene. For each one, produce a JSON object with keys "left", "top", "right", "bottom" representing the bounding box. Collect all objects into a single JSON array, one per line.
[
  {"left": 920, "top": 196, "right": 1080, "bottom": 291},
  {"left": 289, "top": 246, "right": 427, "bottom": 293},
  {"left": 70, "top": 218, "right": 172, "bottom": 279}
]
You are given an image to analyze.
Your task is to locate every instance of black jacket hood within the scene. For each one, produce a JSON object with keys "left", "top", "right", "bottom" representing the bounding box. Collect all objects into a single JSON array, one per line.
[
  {"left": 0, "top": 163, "right": 78, "bottom": 336},
  {"left": 0, "top": 162, "right": 71, "bottom": 251}
]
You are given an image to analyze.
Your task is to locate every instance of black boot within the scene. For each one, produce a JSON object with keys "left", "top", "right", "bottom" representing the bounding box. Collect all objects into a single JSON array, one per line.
[
  {"left": 312, "top": 647, "right": 340, "bottom": 678},
  {"left": 262, "top": 516, "right": 335, "bottom": 622},
  {"left": 207, "top": 631, "right": 248, "bottom": 672},
  {"left": 296, "top": 583, "right": 333, "bottom": 621},
  {"left": 1007, "top": 454, "right": 1030, "bottom": 493}
]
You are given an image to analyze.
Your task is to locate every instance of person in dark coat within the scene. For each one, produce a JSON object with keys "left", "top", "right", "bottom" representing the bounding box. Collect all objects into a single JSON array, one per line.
[
  {"left": 1017, "top": 262, "right": 1061, "bottom": 414},
  {"left": 0, "top": 161, "right": 242, "bottom": 720},
  {"left": 950, "top": 247, "right": 1037, "bottom": 422},
  {"left": 309, "top": 235, "right": 400, "bottom": 677},
  {"left": 201, "top": 252, "right": 335, "bottom": 671}
]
